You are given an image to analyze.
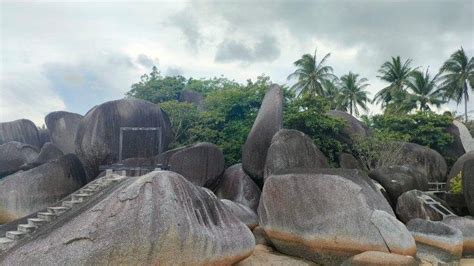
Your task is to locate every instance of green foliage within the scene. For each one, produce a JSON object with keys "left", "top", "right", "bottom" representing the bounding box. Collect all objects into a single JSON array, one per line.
[
  {"left": 284, "top": 95, "right": 345, "bottom": 163},
  {"left": 449, "top": 171, "right": 463, "bottom": 194},
  {"left": 159, "top": 101, "right": 199, "bottom": 148},
  {"left": 339, "top": 72, "right": 370, "bottom": 116},
  {"left": 366, "top": 111, "right": 454, "bottom": 161}
]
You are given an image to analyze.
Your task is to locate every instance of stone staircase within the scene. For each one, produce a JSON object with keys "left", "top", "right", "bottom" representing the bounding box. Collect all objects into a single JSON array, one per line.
[{"left": 0, "top": 172, "right": 126, "bottom": 252}]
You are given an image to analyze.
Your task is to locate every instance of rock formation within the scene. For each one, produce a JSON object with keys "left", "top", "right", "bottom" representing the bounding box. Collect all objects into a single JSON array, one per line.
[
  {"left": 326, "top": 110, "right": 370, "bottom": 146},
  {"left": 31, "top": 142, "right": 64, "bottom": 166},
  {"left": 442, "top": 215, "right": 474, "bottom": 256},
  {"left": 0, "top": 142, "right": 38, "bottom": 177},
  {"left": 396, "top": 190, "right": 455, "bottom": 223},
  {"left": 45, "top": 111, "right": 83, "bottom": 154},
  {"left": 0, "top": 119, "right": 40, "bottom": 148}
]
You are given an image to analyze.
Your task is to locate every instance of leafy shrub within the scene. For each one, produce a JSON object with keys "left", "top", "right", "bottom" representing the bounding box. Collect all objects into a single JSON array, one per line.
[{"left": 449, "top": 171, "right": 463, "bottom": 194}]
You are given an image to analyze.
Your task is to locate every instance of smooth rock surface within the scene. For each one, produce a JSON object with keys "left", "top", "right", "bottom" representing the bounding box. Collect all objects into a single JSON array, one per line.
[
  {"left": 447, "top": 151, "right": 474, "bottom": 190},
  {"left": 326, "top": 110, "right": 370, "bottom": 146},
  {"left": 0, "top": 154, "right": 87, "bottom": 223},
  {"left": 75, "top": 98, "right": 173, "bottom": 178},
  {"left": 264, "top": 129, "right": 328, "bottom": 179},
  {"left": 394, "top": 142, "right": 448, "bottom": 182},
  {"left": 0, "top": 171, "right": 255, "bottom": 265},
  {"left": 342, "top": 251, "right": 416, "bottom": 266},
  {"left": 242, "top": 84, "right": 283, "bottom": 186},
  {"left": 339, "top": 152, "right": 363, "bottom": 170},
  {"left": 463, "top": 158, "right": 474, "bottom": 215},
  {"left": 0, "top": 141, "right": 38, "bottom": 177},
  {"left": 407, "top": 218, "right": 463, "bottom": 263},
  {"left": 445, "top": 122, "right": 467, "bottom": 161},
  {"left": 156, "top": 142, "right": 224, "bottom": 188},
  {"left": 221, "top": 199, "right": 258, "bottom": 228},
  {"left": 32, "top": 142, "right": 64, "bottom": 166},
  {"left": 214, "top": 163, "right": 261, "bottom": 212},
  {"left": 37, "top": 128, "right": 50, "bottom": 148},
  {"left": 0, "top": 119, "right": 40, "bottom": 147},
  {"left": 396, "top": 190, "right": 455, "bottom": 223},
  {"left": 369, "top": 166, "right": 429, "bottom": 206},
  {"left": 442, "top": 215, "right": 474, "bottom": 256},
  {"left": 45, "top": 111, "right": 83, "bottom": 154},
  {"left": 259, "top": 173, "right": 415, "bottom": 264},
  {"left": 454, "top": 120, "right": 474, "bottom": 152}
]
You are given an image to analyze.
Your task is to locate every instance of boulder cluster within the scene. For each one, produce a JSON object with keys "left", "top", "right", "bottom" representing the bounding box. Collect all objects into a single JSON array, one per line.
[{"left": 0, "top": 86, "right": 473, "bottom": 265}]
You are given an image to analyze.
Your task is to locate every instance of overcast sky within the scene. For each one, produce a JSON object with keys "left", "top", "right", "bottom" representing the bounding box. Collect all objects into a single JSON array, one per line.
[{"left": 1, "top": 0, "right": 473, "bottom": 125}]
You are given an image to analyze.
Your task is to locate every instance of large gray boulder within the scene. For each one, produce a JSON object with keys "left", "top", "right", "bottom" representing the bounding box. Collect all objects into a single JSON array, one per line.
[
  {"left": 396, "top": 190, "right": 454, "bottom": 223},
  {"left": 0, "top": 154, "right": 87, "bottom": 223},
  {"left": 37, "top": 128, "right": 50, "bottom": 148},
  {"left": 394, "top": 141, "right": 448, "bottom": 182},
  {"left": 259, "top": 173, "right": 415, "bottom": 264},
  {"left": 0, "top": 171, "right": 255, "bottom": 265},
  {"left": 0, "top": 119, "right": 40, "bottom": 147},
  {"left": 453, "top": 120, "right": 474, "bottom": 152},
  {"left": 445, "top": 122, "right": 467, "bottom": 161},
  {"left": 463, "top": 159, "right": 474, "bottom": 215},
  {"left": 31, "top": 142, "right": 64, "bottom": 166},
  {"left": 242, "top": 84, "right": 283, "bottom": 186},
  {"left": 369, "top": 166, "right": 429, "bottom": 206},
  {"left": 0, "top": 141, "right": 38, "bottom": 177},
  {"left": 264, "top": 129, "right": 328, "bottom": 179},
  {"left": 214, "top": 163, "right": 261, "bottom": 212},
  {"left": 156, "top": 142, "right": 224, "bottom": 188},
  {"left": 179, "top": 90, "right": 204, "bottom": 109},
  {"left": 326, "top": 110, "right": 370, "bottom": 146},
  {"left": 75, "top": 98, "right": 173, "bottom": 179},
  {"left": 45, "top": 111, "right": 83, "bottom": 154},
  {"left": 447, "top": 151, "right": 474, "bottom": 190},
  {"left": 406, "top": 218, "right": 463, "bottom": 263},
  {"left": 338, "top": 152, "right": 363, "bottom": 170},
  {"left": 221, "top": 199, "right": 258, "bottom": 228},
  {"left": 442, "top": 216, "right": 474, "bottom": 256}
]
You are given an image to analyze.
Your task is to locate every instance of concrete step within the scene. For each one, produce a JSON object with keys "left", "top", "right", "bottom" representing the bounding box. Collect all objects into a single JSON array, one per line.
[
  {"left": 62, "top": 200, "right": 82, "bottom": 208},
  {"left": 72, "top": 193, "right": 90, "bottom": 201},
  {"left": 6, "top": 231, "right": 26, "bottom": 240},
  {"left": 48, "top": 206, "right": 69, "bottom": 215},
  {"left": 27, "top": 218, "right": 47, "bottom": 227},
  {"left": 80, "top": 188, "right": 97, "bottom": 194},
  {"left": 37, "top": 212, "right": 56, "bottom": 222},
  {"left": 0, "top": 237, "right": 13, "bottom": 250},
  {"left": 17, "top": 224, "right": 36, "bottom": 233}
]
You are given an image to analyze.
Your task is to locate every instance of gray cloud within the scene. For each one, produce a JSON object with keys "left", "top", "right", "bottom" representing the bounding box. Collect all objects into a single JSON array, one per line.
[
  {"left": 215, "top": 35, "right": 280, "bottom": 63},
  {"left": 168, "top": 11, "right": 202, "bottom": 50},
  {"left": 137, "top": 54, "right": 157, "bottom": 68}
]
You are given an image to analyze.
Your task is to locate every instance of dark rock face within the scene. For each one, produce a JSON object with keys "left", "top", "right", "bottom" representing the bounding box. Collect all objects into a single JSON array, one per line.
[
  {"left": 0, "top": 154, "right": 87, "bottom": 223},
  {"left": 179, "top": 90, "right": 204, "bottom": 109},
  {"left": 0, "top": 119, "right": 40, "bottom": 148},
  {"left": 442, "top": 216, "right": 474, "bottom": 256},
  {"left": 444, "top": 123, "right": 467, "bottom": 161},
  {"left": 37, "top": 128, "right": 50, "bottom": 148},
  {"left": 264, "top": 129, "right": 328, "bottom": 179},
  {"left": 32, "top": 142, "right": 64, "bottom": 166},
  {"left": 395, "top": 142, "right": 448, "bottom": 182},
  {"left": 259, "top": 173, "right": 415, "bottom": 264},
  {"left": 338, "top": 152, "right": 363, "bottom": 170},
  {"left": 447, "top": 151, "right": 474, "bottom": 190},
  {"left": 156, "top": 142, "right": 224, "bottom": 188},
  {"left": 221, "top": 199, "right": 258, "bottom": 228},
  {"left": 369, "top": 166, "right": 429, "bottom": 206},
  {"left": 0, "top": 171, "right": 255, "bottom": 265},
  {"left": 242, "top": 85, "right": 283, "bottom": 186},
  {"left": 214, "top": 164, "right": 261, "bottom": 212},
  {"left": 396, "top": 190, "right": 454, "bottom": 223},
  {"left": 463, "top": 158, "right": 474, "bottom": 215},
  {"left": 45, "top": 111, "right": 83, "bottom": 154},
  {"left": 326, "top": 110, "right": 370, "bottom": 146},
  {"left": 75, "top": 98, "right": 173, "bottom": 179},
  {"left": 406, "top": 218, "right": 463, "bottom": 263},
  {"left": 0, "top": 141, "right": 39, "bottom": 178}
]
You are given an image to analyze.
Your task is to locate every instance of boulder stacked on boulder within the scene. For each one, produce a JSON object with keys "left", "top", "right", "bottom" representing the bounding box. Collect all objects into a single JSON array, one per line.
[
  {"left": 75, "top": 98, "right": 173, "bottom": 178},
  {"left": 369, "top": 166, "right": 429, "bottom": 206},
  {"left": 396, "top": 190, "right": 454, "bottom": 223},
  {"left": 406, "top": 218, "right": 463, "bottom": 263},
  {"left": 0, "top": 154, "right": 87, "bottom": 223},
  {"left": 0, "top": 119, "right": 40, "bottom": 147},
  {"left": 0, "top": 171, "right": 255, "bottom": 265},
  {"left": 156, "top": 142, "right": 224, "bottom": 189},
  {"left": 0, "top": 141, "right": 38, "bottom": 177},
  {"left": 264, "top": 129, "right": 328, "bottom": 179},
  {"left": 259, "top": 172, "right": 416, "bottom": 264},
  {"left": 45, "top": 111, "right": 83, "bottom": 154},
  {"left": 31, "top": 142, "right": 64, "bottom": 166},
  {"left": 326, "top": 110, "right": 370, "bottom": 146},
  {"left": 242, "top": 84, "right": 283, "bottom": 186}
]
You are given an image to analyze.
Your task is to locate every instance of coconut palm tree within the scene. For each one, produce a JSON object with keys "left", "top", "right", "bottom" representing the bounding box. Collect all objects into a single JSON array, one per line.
[
  {"left": 373, "top": 56, "right": 415, "bottom": 110},
  {"left": 339, "top": 72, "right": 370, "bottom": 116},
  {"left": 322, "top": 78, "right": 346, "bottom": 111},
  {"left": 287, "top": 48, "right": 336, "bottom": 97},
  {"left": 405, "top": 69, "right": 445, "bottom": 111},
  {"left": 438, "top": 48, "right": 474, "bottom": 122}
]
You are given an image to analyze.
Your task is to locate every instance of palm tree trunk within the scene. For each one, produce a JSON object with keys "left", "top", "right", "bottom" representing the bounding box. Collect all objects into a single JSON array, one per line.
[
  {"left": 464, "top": 80, "right": 468, "bottom": 123},
  {"left": 350, "top": 101, "right": 353, "bottom": 115}
]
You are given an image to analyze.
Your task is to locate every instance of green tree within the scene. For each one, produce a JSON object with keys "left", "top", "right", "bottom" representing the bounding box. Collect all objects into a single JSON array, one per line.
[
  {"left": 287, "top": 48, "right": 335, "bottom": 97},
  {"left": 405, "top": 69, "right": 445, "bottom": 111},
  {"left": 339, "top": 72, "right": 370, "bottom": 116},
  {"left": 322, "top": 78, "right": 347, "bottom": 111},
  {"left": 439, "top": 48, "right": 474, "bottom": 123},
  {"left": 373, "top": 56, "right": 415, "bottom": 112},
  {"left": 160, "top": 101, "right": 199, "bottom": 148}
]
